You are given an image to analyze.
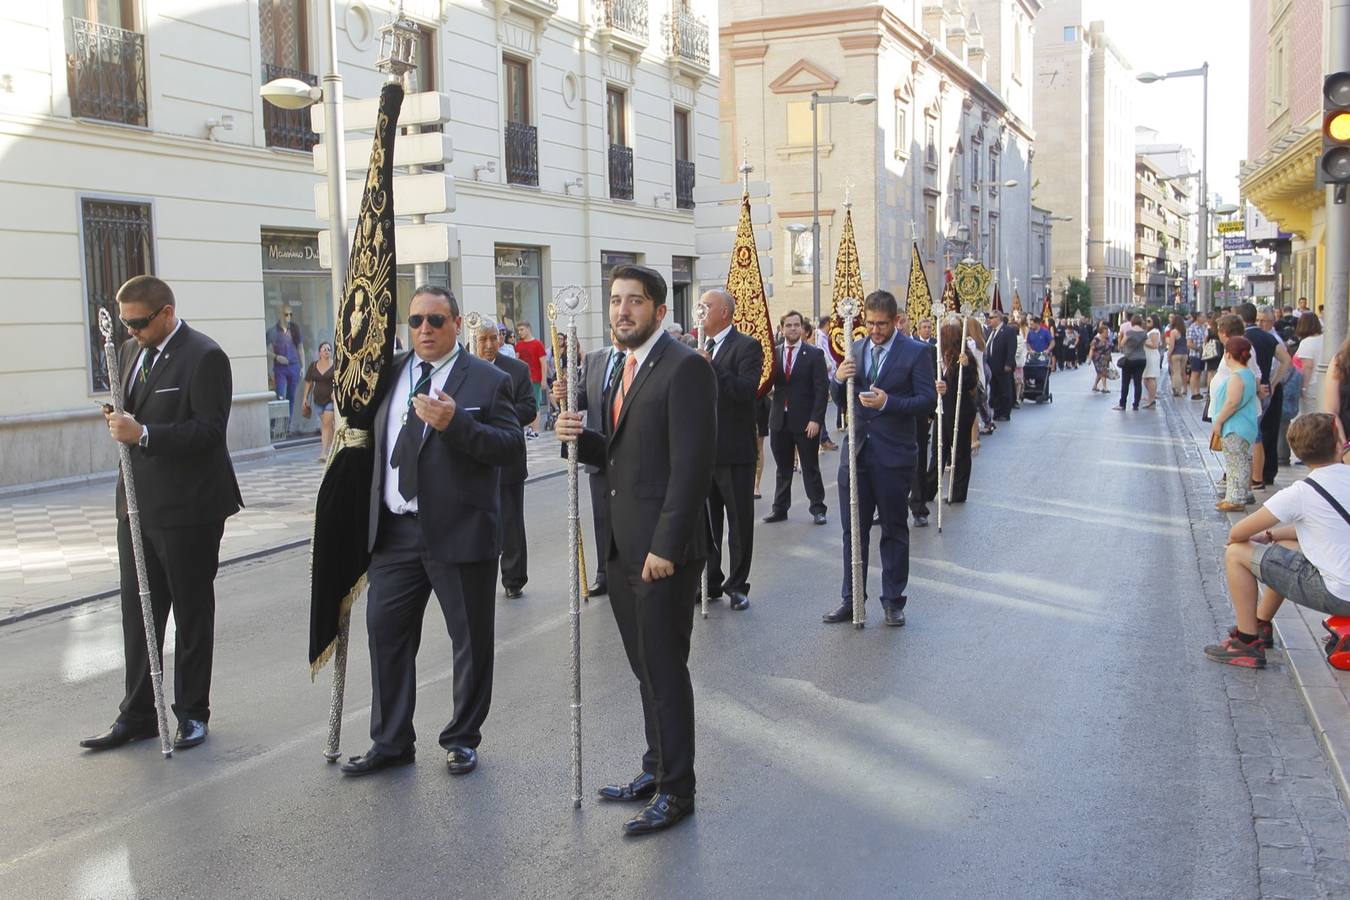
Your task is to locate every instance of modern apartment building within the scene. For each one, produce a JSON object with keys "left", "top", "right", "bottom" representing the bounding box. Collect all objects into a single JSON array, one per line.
[
  {"left": 1133, "top": 154, "right": 1192, "bottom": 306},
  {"left": 0, "top": 0, "right": 718, "bottom": 487},
  {"left": 719, "top": 0, "right": 1039, "bottom": 324}
]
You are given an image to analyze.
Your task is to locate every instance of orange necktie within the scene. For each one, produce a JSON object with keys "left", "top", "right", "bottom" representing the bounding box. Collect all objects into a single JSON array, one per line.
[{"left": 611, "top": 352, "right": 638, "bottom": 429}]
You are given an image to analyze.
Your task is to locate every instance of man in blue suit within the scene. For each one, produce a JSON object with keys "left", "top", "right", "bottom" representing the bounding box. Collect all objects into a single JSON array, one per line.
[{"left": 823, "top": 290, "right": 937, "bottom": 627}]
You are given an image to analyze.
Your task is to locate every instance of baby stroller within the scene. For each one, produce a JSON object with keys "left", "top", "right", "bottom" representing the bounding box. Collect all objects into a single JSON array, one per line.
[{"left": 1022, "top": 351, "right": 1053, "bottom": 403}]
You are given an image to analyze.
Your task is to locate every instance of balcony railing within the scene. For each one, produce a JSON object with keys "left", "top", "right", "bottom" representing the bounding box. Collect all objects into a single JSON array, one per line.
[
  {"left": 262, "top": 63, "right": 319, "bottom": 151},
  {"left": 594, "top": 0, "right": 649, "bottom": 43},
  {"left": 675, "top": 159, "right": 695, "bottom": 209},
  {"left": 66, "top": 18, "right": 147, "bottom": 127},
  {"left": 664, "top": 7, "right": 709, "bottom": 69},
  {"left": 608, "top": 143, "right": 634, "bottom": 200},
  {"left": 505, "top": 120, "right": 539, "bottom": 187}
]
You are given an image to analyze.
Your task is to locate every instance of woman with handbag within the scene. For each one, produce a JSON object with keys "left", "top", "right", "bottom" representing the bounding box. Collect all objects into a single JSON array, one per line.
[
  {"left": 1088, "top": 321, "right": 1113, "bottom": 393},
  {"left": 1113, "top": 315, "right": 1149, "bottom": 410},
  {"left": 1212, "top": 336, "right": 1261, "bottom": 511},
  {"left": 301, "top": 340, "right": 335, "bottom": 461}
]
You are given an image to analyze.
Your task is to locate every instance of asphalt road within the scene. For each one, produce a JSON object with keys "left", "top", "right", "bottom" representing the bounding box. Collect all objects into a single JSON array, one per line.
[{"left": 0, "top": 366, "right": 1324, "bottom": 898}]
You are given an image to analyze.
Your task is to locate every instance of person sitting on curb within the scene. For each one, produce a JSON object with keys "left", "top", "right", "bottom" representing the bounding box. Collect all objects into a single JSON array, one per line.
[{"left": 1205, "top": 412, "right": 1350, "bottom": 668}]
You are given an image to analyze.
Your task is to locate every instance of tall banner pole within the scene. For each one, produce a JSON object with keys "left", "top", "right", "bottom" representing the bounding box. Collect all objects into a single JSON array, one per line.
[
  {"left": 98, "top": 309, "right": 173, "bottom": 757},
  {"left": 839, "top": 298, "right": 865, "bottom": 629},
  {"left": 695, "top": 301, "right": 711, "bottom": 620},
  {"left": 554, "top": 287, "right": 589, "bottom": 808},
  {"left": 934, "top": 316, "right": 944, "bottom": 533}
]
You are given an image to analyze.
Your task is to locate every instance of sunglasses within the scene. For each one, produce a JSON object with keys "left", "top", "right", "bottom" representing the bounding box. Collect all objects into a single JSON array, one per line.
[
  {"left": 408, "top": 313, "right": 449, "bottom": 330},
  {"left": 120, "top": 306, "right": 164, "bottom": 331}
]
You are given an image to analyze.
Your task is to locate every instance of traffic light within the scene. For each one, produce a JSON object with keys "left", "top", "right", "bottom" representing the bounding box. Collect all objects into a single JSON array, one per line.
[{"left": 1320, "top": 71, "right": 1350, "bottom": 186}]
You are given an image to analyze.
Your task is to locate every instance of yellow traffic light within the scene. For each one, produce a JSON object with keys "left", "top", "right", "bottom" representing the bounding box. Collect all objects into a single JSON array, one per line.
[{"left": 1330, "top": 111, "right": 1350, "bottom": 143}]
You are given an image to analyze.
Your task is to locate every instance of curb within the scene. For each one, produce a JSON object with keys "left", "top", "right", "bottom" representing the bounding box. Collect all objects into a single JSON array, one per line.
[
  {"left": 0, "top": 464, "right": 569, "bottom": 629},
  {"left": 1169, "top": 393, "right": 1350, "bottom": 804}
]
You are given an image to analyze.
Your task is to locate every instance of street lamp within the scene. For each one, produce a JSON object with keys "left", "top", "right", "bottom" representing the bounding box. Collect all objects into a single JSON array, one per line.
[
  {"left": 260, "top": 0, "right": 348, "bottom": 324},
  {"left": 810, "top": 90, "right": 876, "bottom": 320},
  {"left": 1138, "top": 63, "right": 1210, "bottom": 311}
]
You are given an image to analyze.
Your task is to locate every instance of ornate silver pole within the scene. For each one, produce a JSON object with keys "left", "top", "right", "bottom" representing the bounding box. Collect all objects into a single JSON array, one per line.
[
  {"left": 98, "top": 309, "right": 173, "bottom": 757},
  {"left": 695, "top": 301, "right": 710, "bottom": 620},
  {"left": 947, "top": 313, "right": 970, "bottom": 505},
  {"left": 323, "top": 613, "right": 348, "bottom": 761},
  {"left": 839, "top": 298, "right": 864, "bottom": 629},
  {"left": 554, "top": 286, "right": 588, "bottom": 808},
  {"left": 464, "top": 311, "right": 482, "bottom": 357},
  {"left": 933, "top": 313, "right": 944, "bottom": 534}
]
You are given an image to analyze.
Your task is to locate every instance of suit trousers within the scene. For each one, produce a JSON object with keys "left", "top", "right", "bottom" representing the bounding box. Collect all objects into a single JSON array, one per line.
[
  {"left": 366, "top": 511, "right": 498, "bottom": 754},
  {"left": 910, "top": 416, "right": 932, "bottom": 518},
  {"left": 607, "top": 553, "right": 700, "bottom": 797},
  {"left": 769, "top": 426, "right": 827, "bottom": 516},
  {"left": 707, "top": 463, "right": 755, "bottom": 596},
  {"left": 838, "top": 444, "right": 912, "bottom": 610},
  {"left": 588, "top": 473, "right": 610, "bottom": 582},
  {"left": 1259, "top": 384, "right": 1284, "bottom": 484},
  {"left": 117, "top": 517, "right": 224, "bottom": 726},
  {"left": 498, "top": 480, "right": 527, "bottom": 590},
  {"left": 990, "top": 370, "right": 1016, "bottom": 418}
]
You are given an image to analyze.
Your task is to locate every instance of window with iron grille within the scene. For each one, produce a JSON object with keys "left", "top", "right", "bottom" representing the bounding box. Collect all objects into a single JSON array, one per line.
[
  {"left": 65, "top": 0, "right": 146, "bottom": 127},
  {"left": 80, "top": 198, "right": 155, "bottom": 392},
  {"left": 259, "top": 0, "right": 317, "bottom": 150}
]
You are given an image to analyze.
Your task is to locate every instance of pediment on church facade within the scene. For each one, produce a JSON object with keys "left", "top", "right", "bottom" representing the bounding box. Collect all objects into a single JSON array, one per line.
[{"left": 768, "top": 59, "right": 839, "bottom": 94}]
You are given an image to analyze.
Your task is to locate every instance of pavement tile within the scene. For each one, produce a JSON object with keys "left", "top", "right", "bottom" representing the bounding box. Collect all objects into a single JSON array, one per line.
[{"left": 1259, "top": 868, "right": 1323, "bottom": 900}]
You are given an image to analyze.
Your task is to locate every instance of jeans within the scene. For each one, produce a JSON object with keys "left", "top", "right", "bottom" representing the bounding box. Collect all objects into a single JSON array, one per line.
[{"left": 1118, "top": 358, "right": 1145, "bottom": 408}]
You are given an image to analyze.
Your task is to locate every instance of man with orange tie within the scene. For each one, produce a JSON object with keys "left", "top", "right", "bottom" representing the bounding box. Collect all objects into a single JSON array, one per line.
[{"left": 764, "top": 310, "right": 829, "bottom": 526}]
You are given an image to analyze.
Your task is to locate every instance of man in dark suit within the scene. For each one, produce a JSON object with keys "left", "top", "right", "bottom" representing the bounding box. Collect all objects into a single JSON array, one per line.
[
  {"left": 986, "top": 310, "right": 1017, "bottom": 421},
  {"left": 475, "top": 316, "right": 536, "bottom": 599},
  {"left": 824, "top": 290, "right": 937, "bottom": 627},
  {"left": 555, "top": 264, "right": 716, "bottom": 836},
  {"left": 340, "top": 287, "right": 523, "bottom": 779},
  {"left": 83, "top": 275, "right": 242, "bottom": 753},
  {"left": 697, "top": 288, "right": 764, "bottom": 611},
  {"left": 764, "top": 310, "right": 829, "bottom": 526}
]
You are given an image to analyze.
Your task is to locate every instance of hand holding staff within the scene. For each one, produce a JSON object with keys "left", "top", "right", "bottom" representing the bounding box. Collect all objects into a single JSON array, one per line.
[
  {"left": 839, "top": 298, "right": 865, "bottom": 629},
  {"left": 97, "top": 308, "right": 174, "bottom": 757}
]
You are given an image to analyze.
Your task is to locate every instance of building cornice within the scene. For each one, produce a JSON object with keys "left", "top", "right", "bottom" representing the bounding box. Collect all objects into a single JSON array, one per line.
[{"left": 1239, "top": 126, "right": 1322, "bottom": 236}]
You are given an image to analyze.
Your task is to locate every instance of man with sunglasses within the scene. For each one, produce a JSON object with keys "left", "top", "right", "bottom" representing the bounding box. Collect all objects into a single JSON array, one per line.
[
  {"left": 82, "top": 276, "right": 242, "bottom": 754},
  {"left": 824, "top": 289, "right": 936, "bottom": 627},
  {"left": 340, "top": 286, "right": 523, "bottom": 780}
]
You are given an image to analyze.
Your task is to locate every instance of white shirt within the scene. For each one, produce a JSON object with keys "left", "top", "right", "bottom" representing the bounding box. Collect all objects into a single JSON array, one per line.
[
  {"left": 131, "top": 318, "right": 183, "bottom": 447},
  {"left": 705, "top": 322, "right": 733, "bottom": 359},
  {"left": 781, "top": 340, "right": 803, "bottom": 374},
  {"left": 1265, "top": 464, "right": 1350, "bottom": 600},
  {"left": 383, "top": 347, "right": 460, "bottom": 515},
  {"left": 630, "top": 323, "right": 665, "bottom": 369},
  {"left": 1296, "top": 334, "right": 1325, "bottom": 399},
  {"left": 1210, "top": 354, "right": 1262, "bottom": 398}
]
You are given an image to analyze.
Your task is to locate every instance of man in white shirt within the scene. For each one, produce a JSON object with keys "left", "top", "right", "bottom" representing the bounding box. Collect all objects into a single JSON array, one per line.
[{"left": 1205, "top": 413, "right": 1350, "bottom": 667}]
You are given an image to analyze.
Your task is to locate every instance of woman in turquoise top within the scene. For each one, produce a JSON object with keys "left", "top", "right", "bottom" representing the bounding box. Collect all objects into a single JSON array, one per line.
[{"left": 1212, "top": 336, "right": 1260, "bottom": 511}]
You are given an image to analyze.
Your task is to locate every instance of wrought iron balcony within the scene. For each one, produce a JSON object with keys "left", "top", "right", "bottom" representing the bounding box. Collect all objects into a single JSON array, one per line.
[
  {"left": 593, "top": 0, "right": 649, "bottom": 52},
  {"left": 675, "top": 159, "right": 695, "bottom": 210},
  {"left": 608, "top": 143, "right": 634, "bottom": 200},
  {"left": 66, "top": 18, "right": 147, "bottom": 127},
  {"left": 505, "top": 121, "right": 539, "bottom": 187},
  {"left": 262, "top": 63, "right": 319, "bottom": 151},
  {"left": 664, "top": 6, "right": 709, "bottom": 71}
]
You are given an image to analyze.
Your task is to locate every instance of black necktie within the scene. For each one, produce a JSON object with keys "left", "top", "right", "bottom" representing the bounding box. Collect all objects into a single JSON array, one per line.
[
  {"left": 394, "top": 361, "right": 433, "bottom": 502},
  {"left": 129, "top": 346, "right": 158, "bottom": 410},
  {"left": 604, "top": 352, "right": 625, "bottom": 433},
  {"left": 704, "top": 337, "right": 715, "bottom": 355}
]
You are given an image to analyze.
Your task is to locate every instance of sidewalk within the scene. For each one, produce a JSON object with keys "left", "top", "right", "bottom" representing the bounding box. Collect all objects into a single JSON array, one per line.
[
  {"left": 0, "top": 430, "right": 566, "bottom": 625},
  {"left": 1170, "top": 388, "right": 1350, "bottom": 801}
]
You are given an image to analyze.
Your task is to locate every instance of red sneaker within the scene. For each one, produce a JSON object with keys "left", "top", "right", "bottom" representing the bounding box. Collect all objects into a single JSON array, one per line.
[{"left": 1204, "top": 634, "right": 1267, "bottom": 668}]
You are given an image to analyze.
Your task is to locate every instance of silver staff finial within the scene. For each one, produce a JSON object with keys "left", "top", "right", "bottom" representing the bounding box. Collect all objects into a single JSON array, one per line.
[{"left": 97, "top": 307, "right": 114, "bottom": 341}]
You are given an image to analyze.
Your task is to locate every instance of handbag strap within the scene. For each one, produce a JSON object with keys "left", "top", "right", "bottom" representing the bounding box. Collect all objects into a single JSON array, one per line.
[{"left": 1305, "top": 476, "right": 1350, "bottom": 528}]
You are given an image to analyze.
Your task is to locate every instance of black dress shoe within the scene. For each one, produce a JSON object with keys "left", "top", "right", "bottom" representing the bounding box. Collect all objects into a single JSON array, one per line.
[
  {"left": 884, "top": 607, "right": 906, "bottom": 627},
  {"left": 174, "top": 719, "right": 209, "bottom": 750},
  {"left": 79, "top": 721, "right": 158, "bottom": 751},
  {"left": 913, "top": 514, "right": 929, "bottom": 527},
  {"left": 624, "top": 793, "right": 695, "bottom": 835},
  {"left": 587, "top": 579, "right": 608, "bottom": 597},
  {"left": 762, "top": 511, "right": 787, "bottom": 523},
  {"left": 340, "top": 746, "right": 416, "bottom": 776},
  {"left": 446, "top": 746, "right": 478, "bottom": 775},
  {"left": 598, "top": 771, "right": 658, "bottom": 802},
  {"left": 504, "top": 586, "right": 524, "bottom": 599},
  {"left": 812, "top": 512, "right": 828, "bottom": 525},
  {"left": 822, "top": 602, "right": 853, "bottom": 624},
  {"left": 728, "top": 591, "right": 750, "bottom": 611}
]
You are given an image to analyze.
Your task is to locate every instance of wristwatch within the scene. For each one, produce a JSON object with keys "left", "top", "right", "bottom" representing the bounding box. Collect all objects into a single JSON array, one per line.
[{"left": 138, "top": 425, "right": 149, "bottom": 449}]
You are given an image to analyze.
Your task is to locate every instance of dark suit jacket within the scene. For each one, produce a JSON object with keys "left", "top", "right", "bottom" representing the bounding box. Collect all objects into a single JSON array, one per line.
[
  {"left": 116, "top": 323, "right": 242, "bottom": 527},
  {"left": 493, "top": 353, "right": 535, "bottom": 485},
  {"left": 708, "top": 328, "right": 764, "bottom": 466},
  {"left": 574, "top": 333, "right": 717, "bottom": 566},
  {"left": 986, "top": 323, "right": 1017, "bottom": 374},
  {"left": 577, "top": 346, "right": 621, "bottom": 476},
  {"left": 767, "top": 341, "right": 827, "bottom": 434},
  {"left": 830, "top": 335, "right": 937, "bottom": 468},
  {"left": 367, "top": 349, "right": 524, "bottom": 561}
]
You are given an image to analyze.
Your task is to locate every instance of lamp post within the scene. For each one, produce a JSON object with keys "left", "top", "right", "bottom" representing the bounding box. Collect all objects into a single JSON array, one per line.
[
  {"left": 810, "top": 90, "right": 876, "bottom": 321},
  {"left": 1138, "top": 63, "right": 1209, "bottom": 311}
]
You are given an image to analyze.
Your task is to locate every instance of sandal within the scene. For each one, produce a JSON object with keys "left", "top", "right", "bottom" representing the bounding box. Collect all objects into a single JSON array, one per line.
[
  {"left": 971, "top": 440, "right": 981, "bottom": 456},
  {"left": 1249, "top": 481, "right": 1266, "bottom": 491}
]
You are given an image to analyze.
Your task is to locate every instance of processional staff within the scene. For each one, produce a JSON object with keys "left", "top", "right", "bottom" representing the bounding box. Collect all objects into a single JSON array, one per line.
[
  {"left": 838, "top": 297, "right": 865, "bottom": 629},
  {"left": 98, "top": 308, "right": 174, "bottom": 757}
]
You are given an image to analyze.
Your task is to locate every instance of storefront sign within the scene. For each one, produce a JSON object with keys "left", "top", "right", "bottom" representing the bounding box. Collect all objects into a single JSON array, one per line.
[
  {"left": 1223, "top": 236, "right": 1253, "bottom": 251},
  {"left": 261, "top": 232, "right": 323, "bottom": 272},
  {"left": 1216, "top": 220, "right": 1245, "bottom": 234}
]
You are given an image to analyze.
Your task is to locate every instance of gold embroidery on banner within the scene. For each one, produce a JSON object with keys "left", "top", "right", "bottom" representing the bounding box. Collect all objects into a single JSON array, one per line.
[
  {"left": 825, "top": 206, "right": 866, "bottom": 361},
  {"left": 953, "top": 258, "right": 993, "bottom": 314},
  {"left": 904, "top": 241, "right": 933, "bottom": 326},
  {"left": 724, "top": 192, "right": 776, "bottom": 395}
]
